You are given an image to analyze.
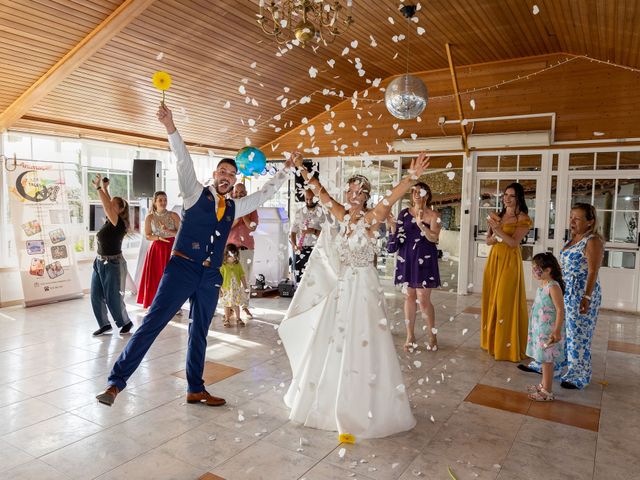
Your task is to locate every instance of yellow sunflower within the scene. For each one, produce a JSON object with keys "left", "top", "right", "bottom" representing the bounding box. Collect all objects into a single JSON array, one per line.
[{"left": 152, "top": 71, "right": 172, "bottom": 91}]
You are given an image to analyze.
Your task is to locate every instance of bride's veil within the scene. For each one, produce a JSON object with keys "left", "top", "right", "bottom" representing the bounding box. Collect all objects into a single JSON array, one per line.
[{"left": 278, "top": 214, "right": 340, "bottom": 380}]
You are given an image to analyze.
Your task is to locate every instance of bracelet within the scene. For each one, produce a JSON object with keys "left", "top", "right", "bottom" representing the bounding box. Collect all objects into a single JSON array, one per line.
[
  {"left": 583, "top": 295, "right": 592, "bottom": 300},
  {"left": 96, "top": 186, "right": 102, "bottom": 190}
]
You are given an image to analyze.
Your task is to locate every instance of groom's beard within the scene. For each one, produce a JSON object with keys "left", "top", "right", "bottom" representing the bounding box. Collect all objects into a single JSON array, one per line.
[{"left": 213, "top": 179, "right": 232, "bottom": 196}]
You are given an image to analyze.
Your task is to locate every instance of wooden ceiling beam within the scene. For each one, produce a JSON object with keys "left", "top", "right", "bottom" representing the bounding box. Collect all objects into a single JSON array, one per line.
[
  {"left": 445, "top": 43, "right": 470, "bottom": 156},
  {"left": 0, "top": 0, "right": 157, "bottom": 133}
]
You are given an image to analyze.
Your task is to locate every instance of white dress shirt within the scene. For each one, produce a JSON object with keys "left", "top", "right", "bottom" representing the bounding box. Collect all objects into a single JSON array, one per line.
[{"left": 168, "top": 130, "right": 289, "bottom": 216}]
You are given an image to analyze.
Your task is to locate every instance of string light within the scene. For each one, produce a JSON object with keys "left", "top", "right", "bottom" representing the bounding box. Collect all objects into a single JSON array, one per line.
[{"left": 225, "top": 54, "right": 640, "bottom": 145}]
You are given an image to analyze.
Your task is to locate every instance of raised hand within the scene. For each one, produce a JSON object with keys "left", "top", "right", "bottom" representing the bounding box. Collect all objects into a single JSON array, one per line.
[
  {"left": 157, "top": 104, "right": 176, "bottom": 134},
  {"left": 290, "top": 151, "right": 303, "bottom": 170},
  {"left": 409, "top": 152, "right": 430, "bottom": 178},
  {"left": 92, "top": 174, "right": 102, "bottom": 189}
]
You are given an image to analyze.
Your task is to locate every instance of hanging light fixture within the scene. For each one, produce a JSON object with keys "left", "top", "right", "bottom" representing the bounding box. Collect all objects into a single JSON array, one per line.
[
  {"left": 384, "top": 4, "right": 428, "bottom": 120},
  {"left": 257, "top": 0, "right": 354, "bottom": 47}
]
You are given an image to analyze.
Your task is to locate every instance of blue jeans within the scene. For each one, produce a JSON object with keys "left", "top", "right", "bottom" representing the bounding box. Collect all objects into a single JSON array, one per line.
[
  {"left": 91, "top": 255, "right": 131, "bottom": 328},
  {"left": 108, "top": 255, "right": 221, "bottom": 393}
]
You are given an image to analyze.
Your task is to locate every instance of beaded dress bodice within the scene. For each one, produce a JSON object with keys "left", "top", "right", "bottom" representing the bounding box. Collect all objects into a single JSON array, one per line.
[{"left": 336, "top": 218, "right": 379, "bottom": 268}]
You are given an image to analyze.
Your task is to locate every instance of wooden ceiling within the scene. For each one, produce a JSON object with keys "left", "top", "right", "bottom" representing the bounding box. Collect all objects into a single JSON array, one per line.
[{"left": 2, "top": 0, "right": 640, "bottom": 155}]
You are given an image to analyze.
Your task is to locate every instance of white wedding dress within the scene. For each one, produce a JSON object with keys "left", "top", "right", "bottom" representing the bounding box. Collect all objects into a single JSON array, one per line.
[{"left": 278, "top": 217, "right": 416, "bottom": 439}]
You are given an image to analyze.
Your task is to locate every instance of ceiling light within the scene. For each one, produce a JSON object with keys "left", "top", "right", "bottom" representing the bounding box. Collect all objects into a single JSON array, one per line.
[{"left": 257, "top": 0, "right": 354, "bottom": 46}]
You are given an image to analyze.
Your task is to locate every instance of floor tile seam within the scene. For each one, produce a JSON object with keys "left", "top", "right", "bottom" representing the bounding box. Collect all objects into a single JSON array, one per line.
[
  {"left": 0, "top": 434, "right": 36, "bottom": 464},
  {"left": 2, "top": 409, "right": 105, "bottom": 455},
  {"left": 36, "top": 391, "right": 99, "bottom": 414},
  {"left": 59, "top": 367, "right": 109, "bottom": 382},
  {"left": 147, "top": 420, "right": 265, "bottom": 474},
  {"left": 69, "top": 393, "right": 181, "bottom": 432},
  {"left": 0, "top": 410, "right": 69, "bottom": 444},
  {"left": 206, "top": 419, "right": 317, "bottom": 478},
  {"left": 291, "top": 437, "right": 369, "bottom": 480},
  {"left": 0, "top": 407, "right": 68, "bottom": 439},
  {"left": 514, "top": 434, "right": 598, "bottom": 461},
  {"left": 9, "top": 375, "right": 90, "bottom": 398},
  {"left": 80, "top": 438, "right": 184, "bottom": 480},
  {"left": 488, "top": 407, "right": 529, "bottom": 479}
]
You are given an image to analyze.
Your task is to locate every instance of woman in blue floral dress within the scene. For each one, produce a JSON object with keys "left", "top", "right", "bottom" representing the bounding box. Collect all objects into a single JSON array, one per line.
[{"left": 519, "top": 203, "right": 604, "bottom": 390}]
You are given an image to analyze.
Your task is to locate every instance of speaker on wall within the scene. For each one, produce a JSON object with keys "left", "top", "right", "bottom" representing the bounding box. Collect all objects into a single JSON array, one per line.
[
  {"left": 132, "top": 159, "right": 162, "bottom": 198},
  {"left": 294, "top": 159, "right": 318, "bottom": 202}
]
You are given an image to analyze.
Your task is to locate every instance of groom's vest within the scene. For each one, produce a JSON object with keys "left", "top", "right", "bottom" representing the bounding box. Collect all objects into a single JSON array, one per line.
[{"left": 173, "top": 188, "right": 236, "bottom": 267}]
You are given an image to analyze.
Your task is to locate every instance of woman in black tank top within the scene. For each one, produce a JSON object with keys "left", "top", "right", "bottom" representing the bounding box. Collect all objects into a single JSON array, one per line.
[{"left": 90, "top": 174, "right": 134, "bottom": 336}]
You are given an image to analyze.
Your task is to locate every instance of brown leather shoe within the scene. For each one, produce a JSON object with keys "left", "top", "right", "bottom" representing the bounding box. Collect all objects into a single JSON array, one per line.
[
  {"left": 186, "top": 390, "right": 226, "bottom": 406},
  {"left": 96, "top": 385, "right": 120, "bottom": 406}
]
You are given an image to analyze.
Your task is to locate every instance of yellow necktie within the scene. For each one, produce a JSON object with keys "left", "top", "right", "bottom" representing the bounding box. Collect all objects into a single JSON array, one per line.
[{"left": 216, "top": 195, "right": 226, "bottom": 221}]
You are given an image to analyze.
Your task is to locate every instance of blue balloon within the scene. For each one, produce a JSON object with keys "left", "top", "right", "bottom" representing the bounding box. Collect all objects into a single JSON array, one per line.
[{"left": 235, "top": 147, "right": 267, "bottom": 176}]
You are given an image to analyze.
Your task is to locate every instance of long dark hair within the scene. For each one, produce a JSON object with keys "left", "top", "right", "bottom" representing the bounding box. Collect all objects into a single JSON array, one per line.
[
  {"left": 151, "top": 191, "right": 167, "bottom": 213},
  {"left": 532, "top": 252, "right": 565, "bottom": 294},
  {"left": 411, "top": 182, "right": 432, "bottom": 207},
  {"left": 500, "top": 182, "right": 528, "bottom": 217},
  {"left": 113, "top": 196, "right": 130, "bottom": 231}
]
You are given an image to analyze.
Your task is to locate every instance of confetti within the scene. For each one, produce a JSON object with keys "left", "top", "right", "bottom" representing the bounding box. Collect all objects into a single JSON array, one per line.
[
  {"left": 532, "top": 4, "right": 540, "bottom": 15},
  {"left": 308, "top": 66, "right": 318, "bottom": 78},
  {"left": 417, "top": 26, "right": 425, "bottom": 35}
]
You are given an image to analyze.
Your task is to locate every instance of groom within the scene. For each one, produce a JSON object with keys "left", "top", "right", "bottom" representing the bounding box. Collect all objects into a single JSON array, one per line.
[{"left": 96, "top": 104, "right": 294, "bottom": 406}]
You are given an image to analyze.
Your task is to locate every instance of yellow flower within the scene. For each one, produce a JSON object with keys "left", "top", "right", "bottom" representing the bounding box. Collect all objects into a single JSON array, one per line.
[
  {"left": 338, "top": 433, "right": 355, "bottom": 444},
  {"left": 152, "top": 71, "right": 172, "bottom": 91}
]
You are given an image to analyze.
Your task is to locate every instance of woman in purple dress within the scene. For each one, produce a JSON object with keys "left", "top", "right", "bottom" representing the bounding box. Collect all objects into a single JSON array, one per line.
[{"left": 388, "top": 182, "right": 441, "bottom": 352}]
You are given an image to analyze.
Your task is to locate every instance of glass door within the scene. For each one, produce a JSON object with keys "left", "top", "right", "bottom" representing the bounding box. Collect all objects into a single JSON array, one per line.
[
  {"left": 566, "top": 172, "right": 640, "bottom": 310},
  {"left": 470, "top": 172, "right": 544, "bottom": 299}
]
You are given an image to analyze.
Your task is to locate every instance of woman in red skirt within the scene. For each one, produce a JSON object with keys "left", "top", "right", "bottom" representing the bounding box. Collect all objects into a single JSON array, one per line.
[{"left": 137, "top": 191, "right": 181, "bottom": 308}]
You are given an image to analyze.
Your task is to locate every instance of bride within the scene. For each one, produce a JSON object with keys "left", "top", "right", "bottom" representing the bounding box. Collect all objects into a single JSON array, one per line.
[{"left": 278, "top": 152, "right": 430, "bottom": 439}]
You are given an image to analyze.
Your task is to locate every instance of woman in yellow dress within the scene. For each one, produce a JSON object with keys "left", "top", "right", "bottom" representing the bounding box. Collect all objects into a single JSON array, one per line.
[{"left": 481, "top": 183, "right": 532, "bottom": 362}]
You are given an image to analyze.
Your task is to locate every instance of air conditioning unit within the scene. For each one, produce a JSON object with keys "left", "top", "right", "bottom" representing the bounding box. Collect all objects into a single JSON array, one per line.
[
  {"left": 392, "top": 136, "right": 463, "bottom": 152},
  {"left": 467, "top": 131, "right": 551, "bottom": 149}
]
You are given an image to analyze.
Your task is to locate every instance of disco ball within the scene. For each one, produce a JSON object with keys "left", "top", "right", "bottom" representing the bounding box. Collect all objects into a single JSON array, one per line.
[{"left": 384, "top": 74, "right": 429, "bottom": 120}]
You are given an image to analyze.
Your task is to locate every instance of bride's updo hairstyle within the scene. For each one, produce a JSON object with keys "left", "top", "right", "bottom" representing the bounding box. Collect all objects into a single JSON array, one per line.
[{"left": 346, "top": 174, "right": 372, "bottom": 207}]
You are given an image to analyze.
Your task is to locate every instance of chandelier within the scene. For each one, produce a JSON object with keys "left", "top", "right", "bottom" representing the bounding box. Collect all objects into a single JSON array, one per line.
[{"left": 257, "top": 0, "right": 354, "bottom": 46}]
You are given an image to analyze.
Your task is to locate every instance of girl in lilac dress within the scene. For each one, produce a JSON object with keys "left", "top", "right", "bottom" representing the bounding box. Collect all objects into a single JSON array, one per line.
[{"left": 388, "top": 182, "right": 441, "bottom": 352}]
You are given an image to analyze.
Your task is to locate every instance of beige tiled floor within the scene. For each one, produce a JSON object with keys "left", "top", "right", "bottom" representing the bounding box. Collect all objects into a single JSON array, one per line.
[{"left": 0, "top": 285, "right": 638, "bottom": 479}]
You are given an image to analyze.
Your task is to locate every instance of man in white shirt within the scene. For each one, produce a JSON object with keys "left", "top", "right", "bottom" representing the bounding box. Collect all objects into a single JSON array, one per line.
[
  {"left": 97, "top": 104, "right": 295, "bottom": 407},
  {"left": 290, "top": 188, "right": 326, "bottom": 283}
]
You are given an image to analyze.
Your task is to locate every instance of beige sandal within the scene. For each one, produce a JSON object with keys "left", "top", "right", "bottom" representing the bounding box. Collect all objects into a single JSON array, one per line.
[
  {"left": 526, "top": 383, "right": 543, "bottom": 393},
  {"left": 529, "top": 388, "right": 554, "bottom": 401},
  {"left": 223, "top": 317, "right": 232, "bottom": 328},
  {"left": 237, "top": 319, "right": 246, "bottom": 327}
]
